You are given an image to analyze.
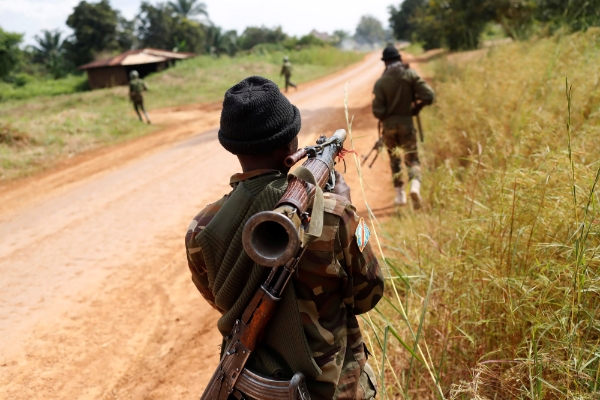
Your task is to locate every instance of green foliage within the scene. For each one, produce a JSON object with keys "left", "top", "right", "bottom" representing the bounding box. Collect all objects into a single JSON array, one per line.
[
  {"left": 402, "top": 41, "right": 425, "bottom": 55},
  {"left": 481, "top": 22, "right": 508, "bottom": 42},
  {"left": 536, "top": 0, "right": 600, "bottom": 32},
  {"left": 172, "top": 17, "right": 207, "bottom": 53},
  {"left": 137, "top": 2, "right": 207, "bottom": 53},
  {"left": 494, "top": 0, "right": 537, "bottom": 40},
  {"left": 238, "top": 26, "right": 287, "bottom": 51},
  {"left": 137, "top": 2, "right": 173, "bottom": 50},
  {"left": 65, "top": 0, "right": 122, "bottom": 66},
  {"left": 0, "top": 28, "right": 23, "bottom": 79},
  {"left": 354, "top": 15, "right": 386, "bottom": 45},
  {"left": 388, "top": 0, "right": 426, "bottom": 41},
  {"left": 402, "top": 0, "right": 497, "bottom": 51},
  {"left": 331, "top": 30, "right": 351, "bottom": 46},
  {"left": 389, "top": 0, "right": 600, "bottom": 51},
  {"left": 369, "top": 28, "right": 600, "bottom": 397},
  {"left": 277, "top": 34, "right": 328, "bottom": 51},
  {"left": 116, "top": 14, "right": 136, "bottom": 51},
  {"left": 167, "top": 0, "right": 208, "bottom": 19},
  {"left": 205, "top": 26, "right": 238, "bottom": 56},
  {"left": 296, "top": 34, "right": 327, "bottom": 47},
  {"left": 12, "top": 73, "right": 33, "bottom": 88},
  {"left": 442, "top": 0, "right": 496, "bottom": 50},
  {"left": 33, "top": 30, "right": 69, "bottom": 79},
  {"left": 0, "top": 75, "right": 88, "bottom": 101},
  {"left": 410, "top": 3, "right": 444, "bottom": 50}
]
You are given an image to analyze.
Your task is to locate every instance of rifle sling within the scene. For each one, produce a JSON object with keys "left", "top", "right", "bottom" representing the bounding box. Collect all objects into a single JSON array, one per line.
[
  {"left": 288, "top": 166, "right": 324, "bottom": 247},
  {"left": 198, "top": 173, "right": 320, "bottom": 382}
]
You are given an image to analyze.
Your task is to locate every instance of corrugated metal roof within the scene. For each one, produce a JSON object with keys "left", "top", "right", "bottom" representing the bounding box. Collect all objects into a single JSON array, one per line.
[
  {"left": 78, "top": 48, "right": 195, "bottom": 70},
  {"left": 121, "top": 53, "right": 166, "bottom": 65}
]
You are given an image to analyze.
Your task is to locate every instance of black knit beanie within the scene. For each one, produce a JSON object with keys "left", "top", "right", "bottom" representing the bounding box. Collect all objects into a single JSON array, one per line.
[
  {"left": 381, "top": 45, "right": 401, "bottom": 61},
  {"left": 218, "top": 76, "right": 301, "bottom": 155}
]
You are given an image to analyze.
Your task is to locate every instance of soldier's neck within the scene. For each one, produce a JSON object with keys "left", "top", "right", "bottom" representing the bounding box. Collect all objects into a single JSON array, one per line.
[{"left": 237, "top": 155, "right": 289, "bottom": 175}]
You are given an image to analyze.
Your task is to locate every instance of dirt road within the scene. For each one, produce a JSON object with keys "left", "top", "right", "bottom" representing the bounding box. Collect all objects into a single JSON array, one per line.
[{"left": 0, "top": 52, "right": 396, "bottom": 399}]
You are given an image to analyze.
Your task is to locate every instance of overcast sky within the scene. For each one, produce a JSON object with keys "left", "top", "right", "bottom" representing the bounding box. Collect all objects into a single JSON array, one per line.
[{"left": 0, "top": 0, "right": 397, "bottom": 45}]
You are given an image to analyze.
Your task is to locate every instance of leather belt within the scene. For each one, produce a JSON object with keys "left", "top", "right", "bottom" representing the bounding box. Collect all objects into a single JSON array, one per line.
[{"left": 232, "top": 369, "right": 311, "bottom": 400}]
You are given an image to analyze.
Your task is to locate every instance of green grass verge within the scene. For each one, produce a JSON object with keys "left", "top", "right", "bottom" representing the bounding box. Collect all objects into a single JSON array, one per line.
[
  {"left": 362, "top": 28, "right": 600, "bottom": 398},
  {"left": 0, "top": 75, "right": 89, "bottom": 101},
  {"left": 0, "top": 46, "right": 363, "bottom": 181}
]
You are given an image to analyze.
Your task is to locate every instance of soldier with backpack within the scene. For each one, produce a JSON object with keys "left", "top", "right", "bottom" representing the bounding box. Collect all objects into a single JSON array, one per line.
[{"left": 372, "top": 45, "right": 435, "bottom": 208}]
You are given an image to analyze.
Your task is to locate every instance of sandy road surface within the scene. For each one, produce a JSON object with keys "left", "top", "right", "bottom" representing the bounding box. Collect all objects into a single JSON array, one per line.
[{"left": 0, "top": 52, "right": 398, "bottom": 399}]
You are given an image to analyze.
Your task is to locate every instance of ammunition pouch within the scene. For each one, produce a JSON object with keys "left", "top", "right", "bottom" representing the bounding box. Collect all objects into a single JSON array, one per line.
[{"left": 233, "top": 369, "right": 311, "bottom": 400}]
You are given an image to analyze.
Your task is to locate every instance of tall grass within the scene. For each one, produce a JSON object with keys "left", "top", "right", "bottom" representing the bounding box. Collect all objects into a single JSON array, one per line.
[{"left": 358, "top": 28, "right": 600, "bottom": 398}]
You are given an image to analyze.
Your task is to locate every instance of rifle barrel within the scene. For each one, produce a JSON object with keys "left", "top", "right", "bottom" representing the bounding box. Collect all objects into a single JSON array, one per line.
[
  {"left": 243, "top": 129, "right": 346, "bottom": 267},
  {"left": 285, "top": 148, "right": 308, "bottom": 167}
]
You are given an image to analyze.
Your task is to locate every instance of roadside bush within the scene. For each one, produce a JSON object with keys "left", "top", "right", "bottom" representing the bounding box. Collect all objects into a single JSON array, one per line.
[{"left": 0, "top": 75, "right": 89, "bottom": 101}]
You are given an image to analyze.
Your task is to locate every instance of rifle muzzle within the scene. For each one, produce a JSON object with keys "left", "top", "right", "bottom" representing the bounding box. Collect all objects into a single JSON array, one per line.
[{"left": 242, "top": 209, "right": 301, "bottom": 268}]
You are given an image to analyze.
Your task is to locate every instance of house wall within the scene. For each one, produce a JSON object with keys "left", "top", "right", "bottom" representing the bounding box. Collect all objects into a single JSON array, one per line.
[
  {"left": 86, "top": 66, "right": 128, "bottom": 90},
  {"left": 124, "top": 61, "right": 168, "bottom": 79},
  {"left": 85, "top": 60, "right": 182, "bottom": 90}
]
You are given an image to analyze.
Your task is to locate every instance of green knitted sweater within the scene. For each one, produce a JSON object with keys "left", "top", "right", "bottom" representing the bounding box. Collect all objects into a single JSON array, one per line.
[{"left": 196, "top": 172, "right": 321, "bottom": 379}]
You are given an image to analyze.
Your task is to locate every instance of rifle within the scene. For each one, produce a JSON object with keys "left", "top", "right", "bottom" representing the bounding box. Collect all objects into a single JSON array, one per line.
[
  {"left": 362, "top": 121, "right": 384, "bottom": 168},
  {"left": 415, "top": 113, "right": 424, "bottom": 143},
  {"left": 200, "top": 129, "right": 347, "bottom": 400},
  {"left": 412, "top": 86, "right": 425, "bottom": 143}
]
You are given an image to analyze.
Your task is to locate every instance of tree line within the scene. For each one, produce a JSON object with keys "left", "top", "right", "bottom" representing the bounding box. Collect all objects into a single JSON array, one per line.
[
  {"left": 0, "top": 0, "right": 318, "bottom": 82},
  {"left": 389, "top": 0, "right": 600, "bottom": 51},
  {"left": 0, "top": 0, "right": 394, "bottom": 85}
]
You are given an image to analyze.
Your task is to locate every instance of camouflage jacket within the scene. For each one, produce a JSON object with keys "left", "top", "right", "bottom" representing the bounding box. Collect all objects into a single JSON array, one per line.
[
  {"left": 129, "top": 78, "right": 147, "bottom": 95},
  {"left": 281, "top": 61, "right": 293, "bottom": 77},
  {"left": 185, "top": 169, "right": 384, "bottom": 399},
  {"left": 372, "top": 62, "right": 435, "bottom": 129}
]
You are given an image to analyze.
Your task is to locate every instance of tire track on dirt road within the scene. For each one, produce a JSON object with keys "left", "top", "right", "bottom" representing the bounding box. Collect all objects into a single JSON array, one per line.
[{"left": 0, "top": 51, "right": 398, "bottom": 399}]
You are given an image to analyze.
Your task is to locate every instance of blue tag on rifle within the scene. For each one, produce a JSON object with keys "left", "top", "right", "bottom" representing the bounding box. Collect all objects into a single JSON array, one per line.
[{"left": 355, "top": 218, "right": 371, "bottom": 252}]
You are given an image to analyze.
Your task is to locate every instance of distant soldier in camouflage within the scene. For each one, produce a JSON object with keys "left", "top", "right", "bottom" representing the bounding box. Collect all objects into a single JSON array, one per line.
[
  {"left": 372, "top": 45, "right": 435, "bottom": 208},
  {"left": 128, "top": 70, "right": 151, "bottom": 124},
  {"left": 281, "top": 56, "right": 298, "bottom": 93},
  {"left": 186, "top": 76, "right": 384, "bottom": 399}
]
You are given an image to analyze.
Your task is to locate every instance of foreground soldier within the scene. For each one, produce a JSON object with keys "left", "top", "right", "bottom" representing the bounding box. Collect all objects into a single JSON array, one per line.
[
  {"left": 186, "top": 76, "right": 384, "bottom": 399},
  {"left": 128, "top": 70, "right": 151, "bottom": 124},
  {"left": 372, "top": 45, "right": 434, "bottom": 208},
  {"left": 281, "top": 56, "right": 298, "bottom": 92}
]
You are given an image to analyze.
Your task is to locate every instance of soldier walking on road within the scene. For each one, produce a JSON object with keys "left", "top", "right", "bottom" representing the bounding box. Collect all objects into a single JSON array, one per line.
[
  {"left": 280, "top": 56, "right": 297, "bottom": 93},
  {"left": 128, "top": 70, "right": 151, "bottom": 124},
  {"left": 186, "top": 76, "right": 383, "bottom": 399},
  {"left": 372, "top": 45, "right": 435, "bottom": 208}
]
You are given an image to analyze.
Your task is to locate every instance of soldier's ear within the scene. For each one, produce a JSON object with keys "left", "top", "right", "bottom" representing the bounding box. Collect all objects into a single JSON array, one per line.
[{"left": 287, "top": 136, "right": 299, "bottom": 152}]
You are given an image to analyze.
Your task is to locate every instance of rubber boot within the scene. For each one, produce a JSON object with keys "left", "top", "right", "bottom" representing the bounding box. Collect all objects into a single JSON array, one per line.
[
  {"left": 394, "top": 186, "right": 407, "bottom": 206},
  {"left": 409, "top": 180, "right": 422, "bottom": 209}
]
